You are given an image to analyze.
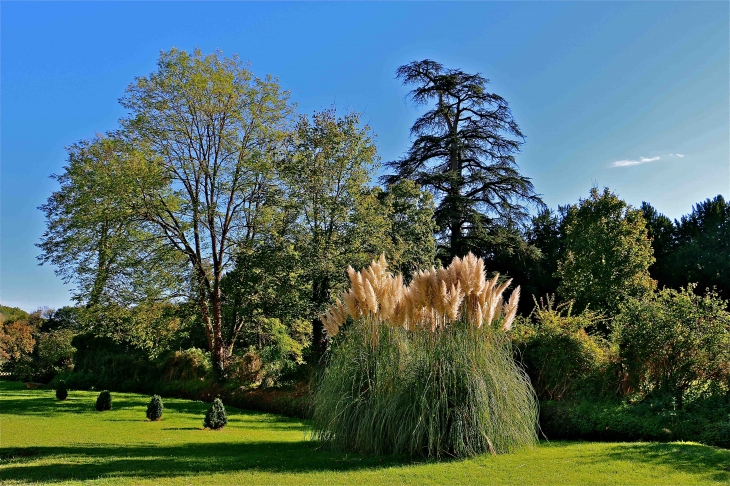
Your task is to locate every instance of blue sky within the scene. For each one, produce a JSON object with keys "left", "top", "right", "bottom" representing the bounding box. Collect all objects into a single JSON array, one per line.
[{"left": 2, "top": 2, "right": 728, "bottom": 312}]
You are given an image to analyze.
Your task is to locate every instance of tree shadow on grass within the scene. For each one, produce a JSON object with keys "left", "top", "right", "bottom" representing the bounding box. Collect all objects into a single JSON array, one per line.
[
  {"left": 544, "top": 441, "right": 730, "bottom": 484},
  {"left": 0, "top": 440, "right": 422, "bottom": 483},
  {"left": 0, "top": 396, "right": 150, "bottom": 416}
]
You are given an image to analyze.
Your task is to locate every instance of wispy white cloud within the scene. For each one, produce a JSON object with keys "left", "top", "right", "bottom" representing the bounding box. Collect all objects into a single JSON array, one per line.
[
  {"left": 611, "top": 156, "right": 660, "bottom": 168},
  {"left": 610, "top": 153, "right": 685, "bottom": 168}
]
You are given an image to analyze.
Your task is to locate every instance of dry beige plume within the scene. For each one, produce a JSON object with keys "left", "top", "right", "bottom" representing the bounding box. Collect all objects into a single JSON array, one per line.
[{"left": 320, "top": 252, "right": 520, "bottom": 338}]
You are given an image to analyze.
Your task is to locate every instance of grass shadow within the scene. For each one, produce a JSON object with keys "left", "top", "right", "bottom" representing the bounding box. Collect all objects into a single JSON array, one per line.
[
  {"left": 543, "top": 441, "right": 730, "bottom": 483},
  {"left": 0, "top": 440, "right": 422, "bottom": 482}
]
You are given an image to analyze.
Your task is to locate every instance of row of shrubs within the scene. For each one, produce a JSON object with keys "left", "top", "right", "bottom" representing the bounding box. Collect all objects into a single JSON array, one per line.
[
  {"left": 51, "top": 341, "right": 309, "bottom": 419},
  {"left": 55, "top": 382, "right": 229, "bottom": 430},
  {"left": 510, "top": 287, "right": 730, "bottom": 448}
]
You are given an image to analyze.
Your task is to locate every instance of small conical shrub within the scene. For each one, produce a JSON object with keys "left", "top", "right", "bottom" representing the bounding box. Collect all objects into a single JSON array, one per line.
[
  {"left": 55, "top": 381, "right": 68, "bottom": 401},
  {"left": 146, "top": 395, "right": 164, "bottom": 421},
  {"left": 95, "top": 390, "right": 112, "bottom": 411},
  {"left": 203, "top": 398, "right": 227, "bottom": 430}
]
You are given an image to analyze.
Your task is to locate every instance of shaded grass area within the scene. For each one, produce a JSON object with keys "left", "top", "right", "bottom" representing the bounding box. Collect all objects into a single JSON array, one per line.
[{"left": 1, "top": 381, "right": 729, "bottom": 485}]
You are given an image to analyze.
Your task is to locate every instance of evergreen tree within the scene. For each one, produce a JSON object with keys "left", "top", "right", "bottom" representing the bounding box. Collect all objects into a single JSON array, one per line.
[
  {"left": 146, "top": 395, "right": 164, "bottom": 421},
  {"left": 96, "top": 390, "right": 112, "bottom": 411},
  {"left": 673, "top": 195, "right": 730, "bottom": 300},
  {"left": 640, "top": 202, "right": 676, "bottom": 290},
  {"left": 203, "top": 398, "right": 228, "bottom": 430},
  {"left": 55, "top": 380, "right": 68, "bottom": 401},
  {"left": 383, "top": 60, "right": 543, "bottom": 260}
]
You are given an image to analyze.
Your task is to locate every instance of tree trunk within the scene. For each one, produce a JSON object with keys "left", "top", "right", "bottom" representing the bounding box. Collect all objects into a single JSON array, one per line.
[
  {"left": 210, "top": 282, "right": 227, "bottom": 382},
  {"left": 448, "top": 131, "right": 461, "bottom": 258},
  {"left": 311, "top": 277, "right": 330, "bottom": 360}
]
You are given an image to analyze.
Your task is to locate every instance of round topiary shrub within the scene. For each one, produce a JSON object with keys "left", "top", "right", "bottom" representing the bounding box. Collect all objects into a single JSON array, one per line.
[
  {"left": 203, "top": 398, "right": 227, "bottom": 430},
  {"left": 146, "top": 395, "right": 164, "bottom": 421},
  {"left": 95, "top": 390, "right": 112, "bottom": 411},
  {"left": 56, "top": 381, "right": 68, "bottom": 401}
]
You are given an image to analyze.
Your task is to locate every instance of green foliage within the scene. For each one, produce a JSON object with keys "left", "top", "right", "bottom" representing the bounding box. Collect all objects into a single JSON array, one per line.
[
  {"left": 158, "top": 348, "right": 212, "bottom": 382},
  {"left": 672, "top": 195, "right": 730, "bottom": 300},
  {"left": 511, "top": 297, "right": 610, "bottom": 401},
  {"left": 55, "top": 380, "right": 68, "bottom": 400},
  {"left": 557, "top": 187, "right": 655, "bottom": 321},
  {"left": 614, "top": 286, "right": 730, "bottom": 405},
  {"left": 33, "top": 329, "right": 75, "bottom": 382},
  {"left": 376, "top": 180, "right": 438, "bottom": 279},
  {"left": 203, "top": 397, "right": 228, "bottom": 430},
  {"left": 641, "top": 202, "right": 677, "bottom": 291},
  {"left": 257, "top": 318, "right": 311, "bottom": 386},
  {"left": 280, "top": 108, "right": 386, "bottom": 354},
  {"left": 79, "top": 302, "right": 197, "bottom": 359},
  {"left": 96, "top": 390, "right": 112, "bottom": 411},
  {"left": 220, "top": 242, "right": 312, "bottom": 377},
  {"left": 312, "top": 319, "right": 538, "bottom": 458},
  {"left": 226, "top": 318, "right": 311, "bottom": 387},
  {"left": 146, "top": 395, "right": 164, "bottom": 421},
  {"left": 37, "top": 135, "right": 184, "bottom": 307},
  {"left": 71, "top": 333, "right": 156, "bottom": 391},
  {"left": 383, "top": 60, "right": 542, "bottom": 258},
  {"left": 540, "top": 397, "right": 730, "bottom": 447},
  {"left": 121, "top": 47, "right": 294, "bottom": 379},
  {"left": 0, "top": 305, "right": 29, "bottom": 326},
  {"left": 518, "top": 208, "right": 566, "bottom": 310}
]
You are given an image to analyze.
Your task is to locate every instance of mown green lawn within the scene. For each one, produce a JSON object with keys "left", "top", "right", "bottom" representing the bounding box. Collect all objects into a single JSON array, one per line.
[{"left": 0, "top": 381, "right": 728, "bottom": 485}]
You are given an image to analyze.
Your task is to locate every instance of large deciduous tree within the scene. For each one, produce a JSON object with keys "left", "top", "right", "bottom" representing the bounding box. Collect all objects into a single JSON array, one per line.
[
  {"left": 557, "top": 187, "right": 655, "bottom": 322},
  {"left": 120, "top": 48, "right": 293, "bottom": 378},
  {"left": 383, "top": 60, "right": 543, "bottom": 260},
  {"left": 280, "top": 109, "right": 385, "bottom": 356},
  {"left": 38, "top": 135, "right": 184, "bottom": 307}
]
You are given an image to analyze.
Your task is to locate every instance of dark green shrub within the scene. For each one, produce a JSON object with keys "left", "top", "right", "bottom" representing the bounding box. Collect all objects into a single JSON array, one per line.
[
  {"left": 146, "top": 395, "right": 163, "bottom": 421},
  {"left": 55, "top": 380, "right": 68, "bottom": 400},
  {"left": 203, "top": 398, "right": 227, "bottom": 430},
  {"left": 539, "top": 396, "right": 730, "bottom": 447},
  {"left": 510, "top": 297, "right": 610, "bottom": 401},
  {"left": 614, "top": 286, "right": 730, "bottom": 405},
  {"left": 95, "top": 390, "right": 112, "bottom": 411},
  {"left": 312, "top": 319, "right": 538, "bottom": 458}
]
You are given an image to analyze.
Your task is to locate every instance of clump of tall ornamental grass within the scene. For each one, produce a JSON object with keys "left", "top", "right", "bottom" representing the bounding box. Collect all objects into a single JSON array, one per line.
[{"left": 312, "top": 254, "right": 538, "bottom": 458}]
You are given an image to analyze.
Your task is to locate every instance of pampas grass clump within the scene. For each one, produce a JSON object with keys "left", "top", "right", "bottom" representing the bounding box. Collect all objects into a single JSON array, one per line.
[{"left": 311, "top": 254, "right": 538, "bottom": 458}]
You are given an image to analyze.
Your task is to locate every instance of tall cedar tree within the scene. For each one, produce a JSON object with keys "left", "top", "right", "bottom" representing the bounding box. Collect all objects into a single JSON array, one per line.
[{"left": 383, "top": 60, "right": 543, "bottom": 260}]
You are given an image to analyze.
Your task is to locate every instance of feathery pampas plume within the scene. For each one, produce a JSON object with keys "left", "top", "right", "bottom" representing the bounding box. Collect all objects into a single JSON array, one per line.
[{"left": 319, "top": 253, "right": 520, "bottom": 337}]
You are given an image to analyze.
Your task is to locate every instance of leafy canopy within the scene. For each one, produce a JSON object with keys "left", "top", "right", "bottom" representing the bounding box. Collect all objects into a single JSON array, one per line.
[{"left": 557, "top": 187, "right": 655, "bottom": 320}]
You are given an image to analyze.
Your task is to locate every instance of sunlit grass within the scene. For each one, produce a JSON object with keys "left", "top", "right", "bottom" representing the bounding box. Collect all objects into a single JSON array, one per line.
[{"left": 1, "top": 381, "right": 728, "bottom": 485}]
